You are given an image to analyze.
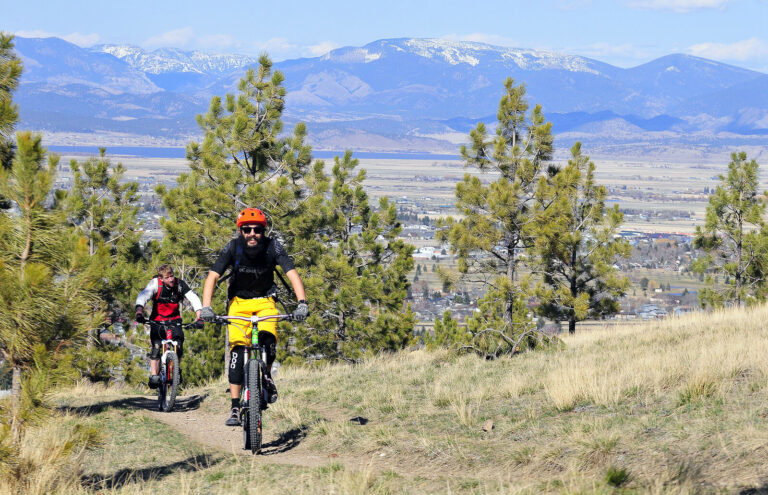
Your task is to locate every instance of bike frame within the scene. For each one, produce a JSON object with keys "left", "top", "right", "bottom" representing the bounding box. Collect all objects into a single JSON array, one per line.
[
  {"left": 147, "top": 319, "right": 193, "bottom": 412},
  {"left": 152, "top": 320, "right": 180, "bottom": 378},
  {"left": 218, "top": 314, "right": 291, "bottom": 403},
  {"left": 214, "top": 313, "right": 292, "bottom": 452},
  {"left": 160, "top": 325, "right": 178, "bottom": 384}
]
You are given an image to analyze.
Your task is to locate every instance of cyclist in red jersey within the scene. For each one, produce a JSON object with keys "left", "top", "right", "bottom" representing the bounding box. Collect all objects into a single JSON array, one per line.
[{"left": 135, "top": 264, "right": 203, "bottom": 389}]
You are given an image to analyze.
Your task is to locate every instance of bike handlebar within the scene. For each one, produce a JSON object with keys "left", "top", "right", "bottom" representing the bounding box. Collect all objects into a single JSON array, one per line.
[
  {"left": 212, "top": 314, "right": 294, "bottom": 324},
  {"left": 146, "top": 319, "right": 201, "bottom": 329}
]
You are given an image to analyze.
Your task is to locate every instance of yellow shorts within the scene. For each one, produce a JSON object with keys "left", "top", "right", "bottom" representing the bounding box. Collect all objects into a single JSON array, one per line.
[{"left": 227, "top": 296, "right": 279, "bottom": 350}]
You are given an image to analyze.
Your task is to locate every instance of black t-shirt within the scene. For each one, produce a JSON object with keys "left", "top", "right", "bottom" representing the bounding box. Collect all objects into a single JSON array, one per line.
[{"left": 211, "top": 236, "right": 295, "bottom": 300}]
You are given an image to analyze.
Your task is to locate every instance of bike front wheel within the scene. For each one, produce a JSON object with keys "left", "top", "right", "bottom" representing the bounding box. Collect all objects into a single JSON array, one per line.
[
  {"left": 159, "top": 352, "right": 179, "bottom": 412},
  {"left": 243, "top": 359, "right": 262, "bottom": 454}
]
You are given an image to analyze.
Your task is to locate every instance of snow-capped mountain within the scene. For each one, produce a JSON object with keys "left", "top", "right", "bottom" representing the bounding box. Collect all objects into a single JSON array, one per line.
[
  {"left": 323, "top": 38, "right": 607, "bottom": 74},
  {"left": 13, "top": 37, "right": 160, "bottom": 95},
  {"left": 92, "top": 44, "right": 258, "bottom": 74},
  {"left": 10, "top": 36, "right": 768, "bottom": 150}
]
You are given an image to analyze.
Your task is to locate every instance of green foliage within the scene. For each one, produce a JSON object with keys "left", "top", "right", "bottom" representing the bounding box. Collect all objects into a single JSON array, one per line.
[
  {"left": 0, "top": 33, "right": 22, "bottom": 173},
  {"left": 0, "top": 133, "right": 105, "bottom": 437},
  {"left": 436, "top": 78, "right": 554, "bottom": 355},
  {"left": 54, "top": 148, "right": 147, "bottom": 385},
  {"left": 693, "top": 152, "right": 768, "bottom": 308},
  {"left": 60, "top": 148, "right": 145, "bottom": 311},
  {"left": 286, "top": 152, "right": 415, "bottom": 363},
  {"left": 605, "top": 466, "right": 630, "bottom": 487},
  {"left": 533, "top": 143, "right": 630, "bottom": 334},
  {"left": 424, "top": 310, "right": 470, "bottom": 350},
  {"left": 183, "top": 312, "right": 225, "bottom": 384},
  {"left": 66, "top": 342, "right": 132, "bottom": 383},
  {"left": 160, "top": 61, "right": 414, "bottom": 368}
]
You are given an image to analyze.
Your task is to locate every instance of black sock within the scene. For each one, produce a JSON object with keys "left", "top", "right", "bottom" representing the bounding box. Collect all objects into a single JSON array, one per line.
[{"left": 231, "top": 398, "right": 239, "bottom": 409}]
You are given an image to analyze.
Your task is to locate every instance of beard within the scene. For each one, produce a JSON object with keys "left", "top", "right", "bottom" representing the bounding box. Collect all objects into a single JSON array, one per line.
[{"left": 243, "top": 237, "right": 266, "bottom": 257}]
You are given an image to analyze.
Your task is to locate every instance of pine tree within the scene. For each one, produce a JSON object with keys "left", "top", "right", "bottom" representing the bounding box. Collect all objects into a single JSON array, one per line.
[
  {"left": 437, "top": 78, "right": 555, "bottom": 355},
  {"left": 424, "top": 310, "right": 470, "bottom": 350},
  {"left": 0, "top": 133, "right": 105, "bottom": 438},
  {"left": 59, "top": 148, "right": 145, "bottom": 382},
  {"left": 286, "top": 151, "right": 415, "bottom": 363},
  {"left": 160, "top": 60, "right": 414, "bottom": 372},
  {"left": 61, "top": 148, "right": 144, "bottom": 311},
  {"left": 692, "top": 152, "right": 768, "bottom": 307},
  {"left": 533, "top": 143, "right": 630, "bottom": 334},
  {"left": 157, "top": 57, "right": 319, "bottom": 381},
  {"left": 0, "top": 33, "right": 23, "bottom": 205},
  {"left": 158, "top": 56, "right": 318, "bottom": 267}
]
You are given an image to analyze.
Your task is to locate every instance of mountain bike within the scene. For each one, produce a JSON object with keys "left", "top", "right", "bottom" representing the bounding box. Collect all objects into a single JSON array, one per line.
[
  {"left": 149, "top": 320, "right": 195, "bottom": 413},
  {"left": 213, "top": 313, "right": 293, "bottom": 454}
]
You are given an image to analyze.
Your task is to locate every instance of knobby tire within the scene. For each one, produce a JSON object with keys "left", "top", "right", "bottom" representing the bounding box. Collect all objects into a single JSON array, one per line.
[
  {"left": 244, "top": 359, "right": 262, "bottom": 454},
  {"left": 161, "top": 352, "right": 179, "bottom": 412}
]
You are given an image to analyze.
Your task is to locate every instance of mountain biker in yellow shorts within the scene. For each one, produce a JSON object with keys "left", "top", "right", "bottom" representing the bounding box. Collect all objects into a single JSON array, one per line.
[{"left": 200, "top": 207, "right": 308, "bottom": 426}]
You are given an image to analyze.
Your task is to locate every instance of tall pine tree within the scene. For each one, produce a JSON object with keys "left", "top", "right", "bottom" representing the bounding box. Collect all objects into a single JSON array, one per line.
[
  {"left": 286, "top": 151, "right": 415, "bottom": 363},
  {"left": 437, "top": 78, "right": 556, "bottom": 356},
  {"left": 159, "top": 58, "right": 414, "bottom": 374},
  {"left": 59, "top": 149, "right": 145, "bottom": 383},
  {"left": 0, "top": 133, "right": 105, "bottom": 437},
  {"left": 0, "top": 33, "right": 23, "bottom": 204},
  {"left": 533, "top": 143, "right": 630, "bottom": 334},
  {"left": 693, "top": 152, "right": 768, "bottom": 307},
  {"left": 157, "top": 57, "right": 319, "bottom": 381}
]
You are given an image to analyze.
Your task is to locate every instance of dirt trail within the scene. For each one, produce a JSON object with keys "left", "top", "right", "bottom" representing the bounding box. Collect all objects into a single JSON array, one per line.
[{"left": 143, "top": 394, "right": 384, "bottom": 471}]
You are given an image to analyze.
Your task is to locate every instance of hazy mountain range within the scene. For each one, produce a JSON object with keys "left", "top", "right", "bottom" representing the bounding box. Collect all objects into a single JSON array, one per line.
[{"left": 11, "top": 36, "right": 768, "bottom": 153}]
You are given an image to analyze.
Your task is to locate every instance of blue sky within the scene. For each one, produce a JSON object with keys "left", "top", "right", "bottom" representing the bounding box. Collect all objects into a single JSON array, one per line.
[{"left": 5, "top": 0, "right": 768, "bottom": 72}]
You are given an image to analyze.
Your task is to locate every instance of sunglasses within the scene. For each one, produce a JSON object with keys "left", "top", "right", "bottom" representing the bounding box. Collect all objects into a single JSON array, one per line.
[{"left": 240, "top": 226, "right": 265, "bottom": 234}]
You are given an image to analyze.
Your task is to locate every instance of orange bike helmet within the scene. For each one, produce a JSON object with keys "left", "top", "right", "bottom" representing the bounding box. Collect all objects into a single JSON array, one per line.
[{"left": 236, "top": 207, "right": 267, "bottom": 228}]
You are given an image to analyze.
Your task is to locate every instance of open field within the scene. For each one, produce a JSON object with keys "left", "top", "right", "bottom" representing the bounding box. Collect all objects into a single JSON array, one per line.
[
  {"left": 12, "top": 304, "right": 768, "bottom": 493},
  {"left": 52, "top": 144, "right": 768, "bottom": 235}
]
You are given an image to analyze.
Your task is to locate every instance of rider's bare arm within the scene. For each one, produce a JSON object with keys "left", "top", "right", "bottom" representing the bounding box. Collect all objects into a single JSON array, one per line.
[
  {"left": 285, "top": 269, "right": 306, "bottom": 302},
  {"left": 202, "top": 270, "right": 221, "bottom": 307}
]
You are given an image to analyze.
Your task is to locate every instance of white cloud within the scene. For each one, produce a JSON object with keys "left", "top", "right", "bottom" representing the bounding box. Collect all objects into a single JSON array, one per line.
[
  {"left": 143, "top": 27, "right": 195, "bottom": 48},
  {"left": 252, "top": 37, "right": 297, "bottom": 55},
  {"left": 440, "top": 33, "right": 522, "bottom": 47},
  {"left": 13, "top": 30, "right": 100, "bottom": 46},
  {"left": 627, "top": 0, "right": 731, "bottom": 12},
  {"left": 61, "top": 32, "right": 101, "bottom": 46},
  {"left": 14, "top": 29, "right": 56, "bottom": 38},
  {"left": 305, "top": 41, "right": 340, "bottom": 57},
  {"left": 573, "top": 42, "right": 654, "bottom": 60},
  {"left": 688, "top": 38, "right": 768, "bottom": 62},
  {"left": 198, "top": 33, "right": 238, "bottom": 51}
]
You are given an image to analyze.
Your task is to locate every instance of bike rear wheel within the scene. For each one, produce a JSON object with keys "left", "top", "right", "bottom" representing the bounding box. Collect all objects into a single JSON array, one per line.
[
  {"left": 243, "top": 359, "right": 262, "bottom": 453},
  {"left": 159, "top": 352, "right": 179, "bottom": 412}
]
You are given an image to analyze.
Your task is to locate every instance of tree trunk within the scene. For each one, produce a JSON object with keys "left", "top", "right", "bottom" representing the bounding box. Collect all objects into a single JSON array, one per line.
[
  {"left": 336, "top": 312, "right": 346, "bottom": 358},
  {"left": 568, "top": 317, "right": 576, "bottom": 335},
  {"left": 505, "top": 242, "right": 516, "bottom": 331},
  {"left": 11, "top": 365, "right": 21, "bottom": 440}
]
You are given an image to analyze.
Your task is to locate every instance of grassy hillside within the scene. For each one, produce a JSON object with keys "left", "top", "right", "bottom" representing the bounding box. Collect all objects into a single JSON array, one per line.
[{"left": 13, "top": 305, "right": 768, "bottom": 494}]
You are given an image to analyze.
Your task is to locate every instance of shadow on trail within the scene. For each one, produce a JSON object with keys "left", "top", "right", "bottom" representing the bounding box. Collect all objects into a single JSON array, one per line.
[
  {"left": 60, "top": 394, "right": 207, "bottom": 416},
  {"left": 260, "top": 425, "right": 310, "bottom": 455},
  {"left": 82, "top": 453, "right": 218, "bottom": 490},
  {"left": 741, "top": 486, "right": 768, "bottom": 494}
]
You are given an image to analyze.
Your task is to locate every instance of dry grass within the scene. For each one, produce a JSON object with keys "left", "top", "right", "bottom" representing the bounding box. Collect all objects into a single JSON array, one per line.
[
  {"left": 21, "top": 304, "right": 768, "bottom": 493},
  {"left": 0, "top": 413, "right": 100, "bottom": 495},
  {"left": 544, "top": 307, "right": 768, "bottom": 410}
]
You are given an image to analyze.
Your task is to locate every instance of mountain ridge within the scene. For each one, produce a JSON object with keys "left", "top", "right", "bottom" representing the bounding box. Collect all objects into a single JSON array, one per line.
[{"left": 11, "top": 36, "right": 768, "bottom": 151}]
